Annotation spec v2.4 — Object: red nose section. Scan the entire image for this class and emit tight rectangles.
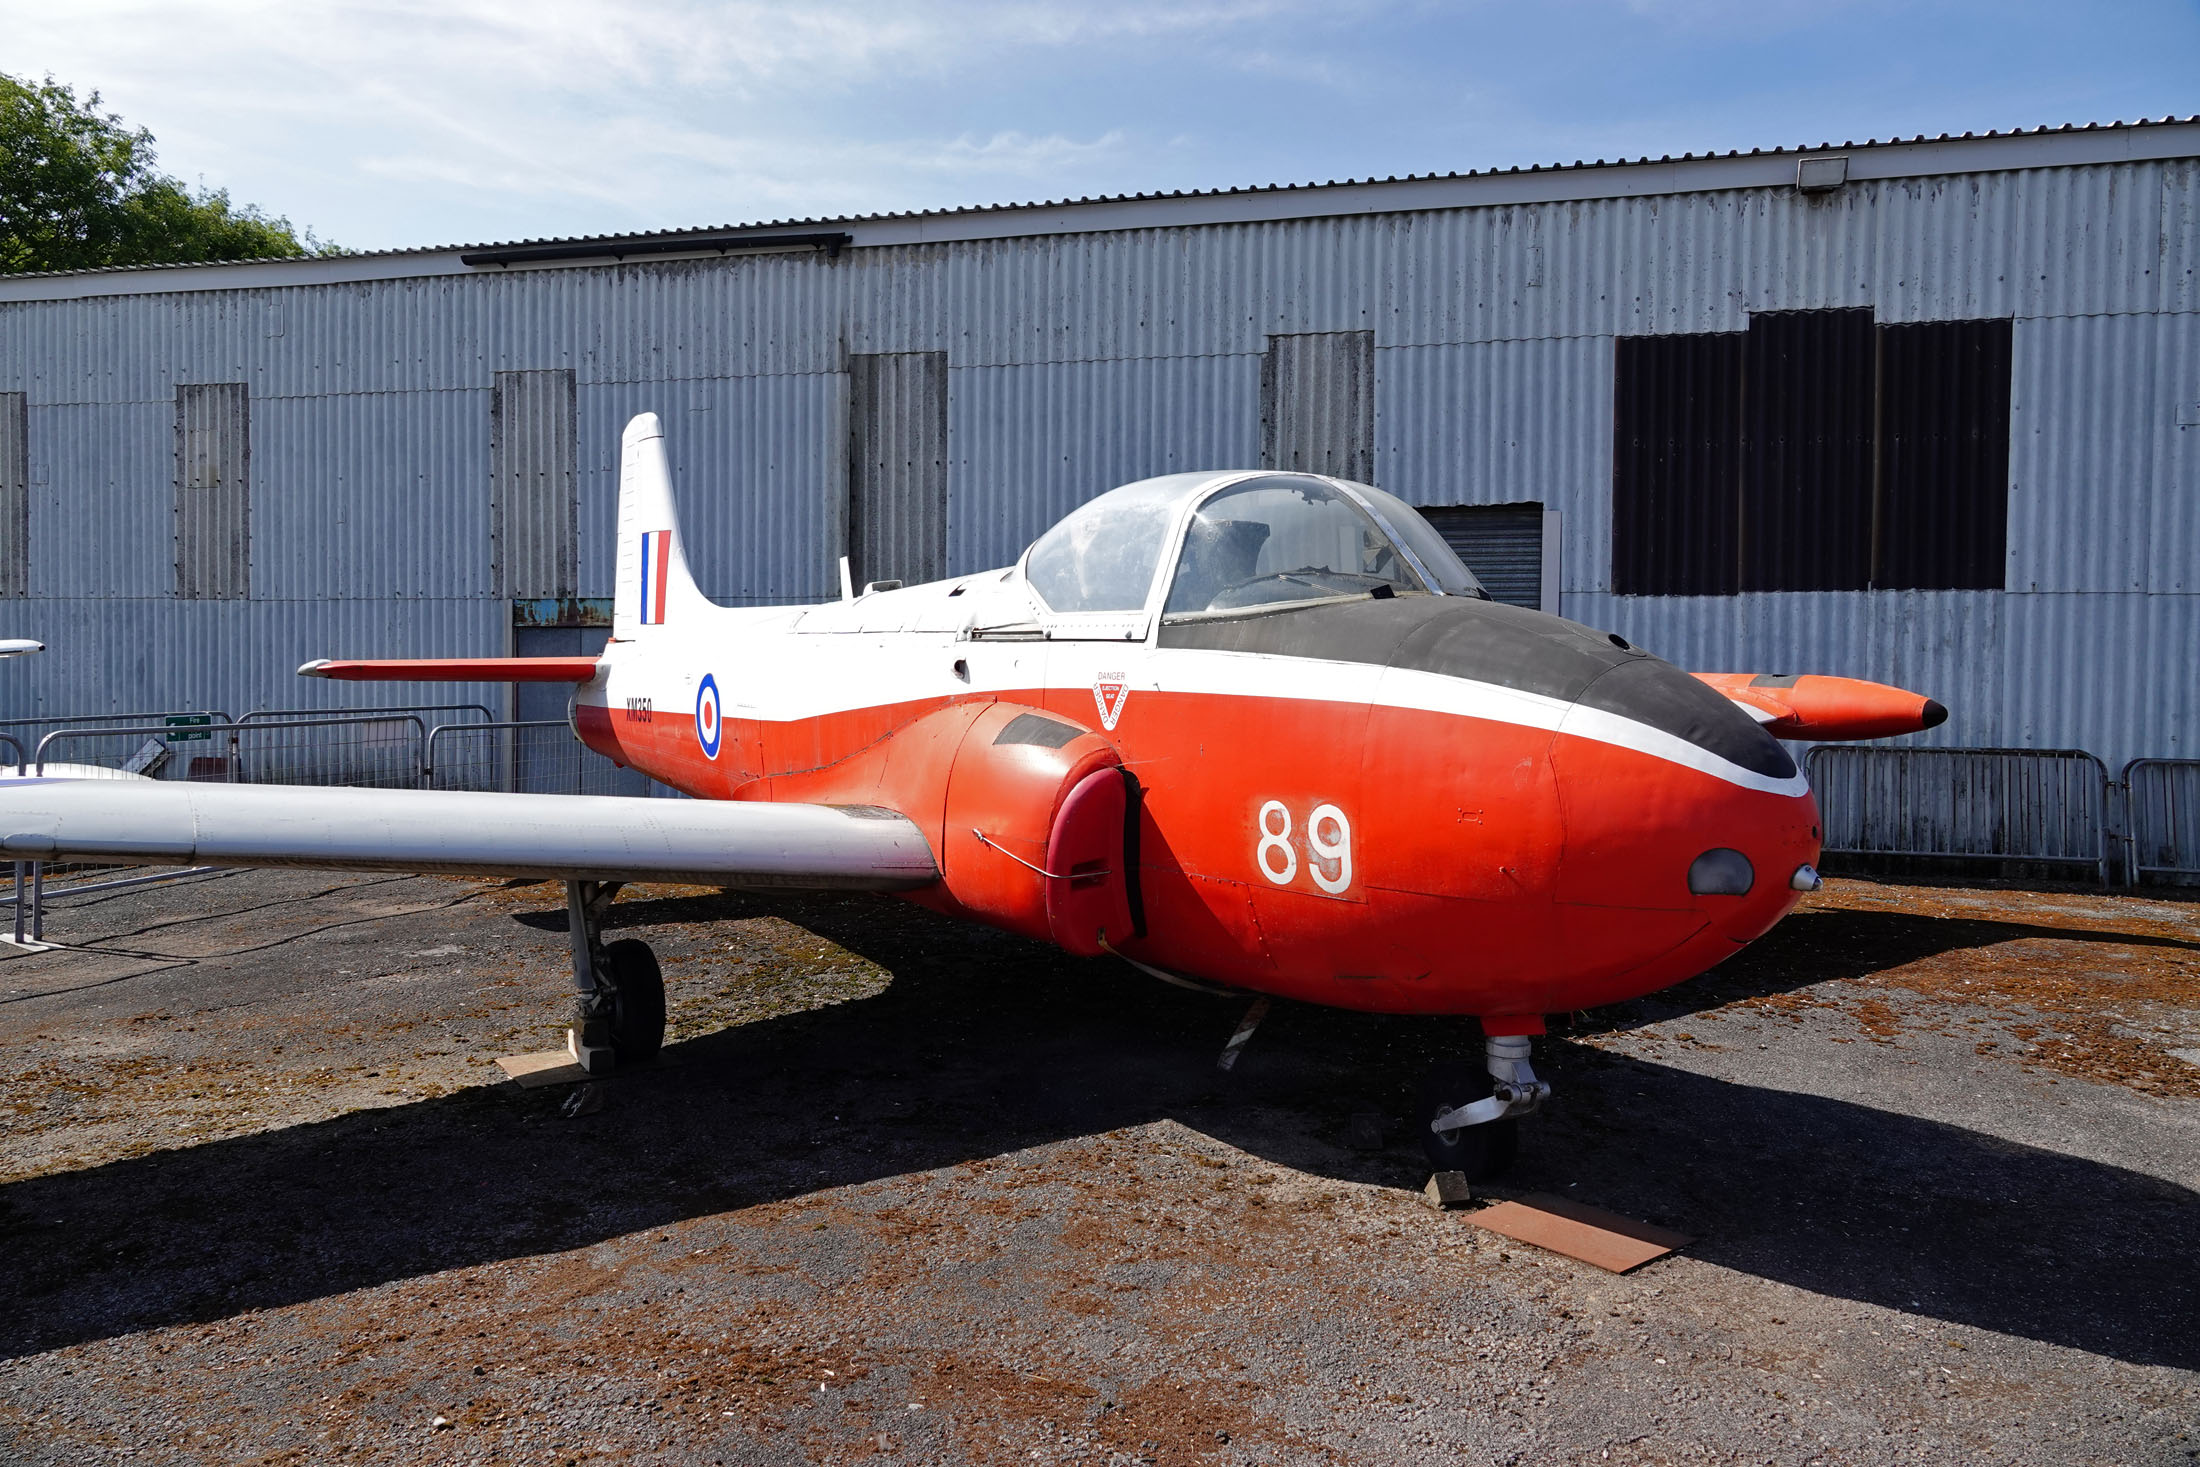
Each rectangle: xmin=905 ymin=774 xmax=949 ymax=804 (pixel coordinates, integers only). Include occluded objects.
xmin=1543 ymin=732 xmax=1821 ymax=1014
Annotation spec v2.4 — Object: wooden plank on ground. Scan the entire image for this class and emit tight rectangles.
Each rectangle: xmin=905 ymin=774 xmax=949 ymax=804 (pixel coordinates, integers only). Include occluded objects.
xmin=1468 ymin=1193 xmax=1692 ymax=1273
xmin=496 ymin=1051 xmax=590 ymax=1088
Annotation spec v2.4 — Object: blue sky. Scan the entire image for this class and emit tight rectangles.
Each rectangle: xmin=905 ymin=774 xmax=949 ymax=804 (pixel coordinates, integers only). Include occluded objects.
xmin=4 ymin=0 xmax=2196 ymax=253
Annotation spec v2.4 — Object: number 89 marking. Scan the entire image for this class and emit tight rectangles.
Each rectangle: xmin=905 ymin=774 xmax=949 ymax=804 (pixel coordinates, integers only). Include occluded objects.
xmin=1255 ymin=799 xmax=1354 ymax=895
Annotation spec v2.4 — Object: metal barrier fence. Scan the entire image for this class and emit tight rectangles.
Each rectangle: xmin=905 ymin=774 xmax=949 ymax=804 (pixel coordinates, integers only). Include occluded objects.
xmin=1803 ymin=745 xmax=2112 ymax=885
xmin=33 ymin=713 xmax=434 ymax=788
xmin=0 ymin=709 xmax=236 ymax=775
xmin=8 ymin=702 xmax=657 ymax=795
xmin=426 ymin=720 xmax=659 ymax=797
xmin=239 ymin=702 xmax=494 ymax=727
xmin=0 ymin=703 xmax=667 ymax=945
xmin=2123 ymin=758 xmax=2200 ymax=885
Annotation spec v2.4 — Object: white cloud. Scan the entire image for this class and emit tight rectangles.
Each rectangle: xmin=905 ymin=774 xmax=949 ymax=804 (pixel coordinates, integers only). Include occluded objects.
xmin=0 ymin=0 xmax=1314 ymax=244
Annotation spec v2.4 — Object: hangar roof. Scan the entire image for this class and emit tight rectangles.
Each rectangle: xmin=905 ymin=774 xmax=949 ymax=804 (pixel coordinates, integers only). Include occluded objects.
xmin=3 ymin=115 xmax=2197 ymax=302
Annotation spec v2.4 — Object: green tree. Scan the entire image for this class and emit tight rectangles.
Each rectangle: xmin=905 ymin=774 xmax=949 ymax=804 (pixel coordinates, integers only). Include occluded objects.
xmin=0 ymin=74 xmax=335 ymax=274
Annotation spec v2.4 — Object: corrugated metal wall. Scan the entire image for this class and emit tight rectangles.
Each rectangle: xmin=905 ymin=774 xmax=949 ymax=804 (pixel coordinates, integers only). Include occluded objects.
xmin=174 ymin=382 xmax=249 ymax=599
xmin=0 ymin=392 xmax=24 ymax=598
xmin=0 ymin=158 xmax=2187 ymax=782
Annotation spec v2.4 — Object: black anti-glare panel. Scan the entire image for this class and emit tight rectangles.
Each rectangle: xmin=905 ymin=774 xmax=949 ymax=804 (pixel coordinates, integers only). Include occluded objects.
xmin=1740 ymin=309 xmax=1875 ymax=592
xmin=1875 ymin=318 xmax=2013 ymax=590
xmin=1612 ymin=332 xmax=1743 ymax=596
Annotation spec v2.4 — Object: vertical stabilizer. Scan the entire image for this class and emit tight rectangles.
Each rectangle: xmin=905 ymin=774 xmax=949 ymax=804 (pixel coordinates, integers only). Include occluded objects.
xmin=612 ymin=413 xmax=706 ymax=639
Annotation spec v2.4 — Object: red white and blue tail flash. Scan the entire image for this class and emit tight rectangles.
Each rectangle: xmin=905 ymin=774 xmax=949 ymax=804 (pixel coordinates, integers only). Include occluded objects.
xmin=640 ymin=531 xmax=671 ymax=626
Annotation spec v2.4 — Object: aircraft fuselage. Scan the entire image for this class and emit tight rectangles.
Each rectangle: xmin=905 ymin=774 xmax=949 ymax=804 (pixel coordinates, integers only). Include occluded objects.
xmin=574 ymin=578 xmax=1820 ymax=1022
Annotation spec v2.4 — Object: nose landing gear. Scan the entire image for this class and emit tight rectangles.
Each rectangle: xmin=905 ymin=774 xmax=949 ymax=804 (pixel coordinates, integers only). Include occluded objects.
xmin=1422 ymin=1033 xmax=1551 ymax=1178
xmin=565 ymin=879 xmax=665 ymax=1075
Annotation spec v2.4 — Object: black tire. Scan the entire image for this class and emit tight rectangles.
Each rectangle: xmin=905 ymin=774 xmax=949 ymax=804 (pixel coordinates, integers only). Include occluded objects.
xmin=603 ymin=939 xmax=665 ymax=1065
xmin=1418 ymin=1060 xmax=1520 ymax=1180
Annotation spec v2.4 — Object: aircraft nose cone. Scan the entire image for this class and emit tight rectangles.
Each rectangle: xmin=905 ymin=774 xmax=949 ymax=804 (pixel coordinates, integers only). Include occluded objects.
xmin=1549 ymin=656 xmax=1822 ymax=990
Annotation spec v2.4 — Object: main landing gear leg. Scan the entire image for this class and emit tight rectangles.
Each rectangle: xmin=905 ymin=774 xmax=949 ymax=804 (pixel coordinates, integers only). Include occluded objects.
xmin=565 ymin=879 xmax=666 ymax=1076
xmin=1420 ymin=1033 xmax=1551 ymax=1179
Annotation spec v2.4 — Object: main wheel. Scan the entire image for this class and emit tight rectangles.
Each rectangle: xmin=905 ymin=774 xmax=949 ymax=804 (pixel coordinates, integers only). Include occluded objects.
xmin=602 ymin=939 xmax=665 ymax=1065
xmin=1418 ymin=1060 xmax=1519 ymax=1179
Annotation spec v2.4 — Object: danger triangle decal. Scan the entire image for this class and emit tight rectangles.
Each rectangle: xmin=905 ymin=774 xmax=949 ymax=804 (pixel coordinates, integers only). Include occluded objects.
xmin=1093 ymin=674 xmax=1129 ymax=731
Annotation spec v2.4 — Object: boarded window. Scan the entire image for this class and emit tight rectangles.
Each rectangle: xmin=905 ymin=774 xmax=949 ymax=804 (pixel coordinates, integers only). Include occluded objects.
xmin=1612 ymin=310 xmax=2010 ymax=595
xmin=491 ymin=369 xmax=578 ymax=598
xmin=1740 ymin=309 xmax=1876 ymax=592
xmin=1876 ymin=318 xmax=2013 ymax=590
xmin=1420 ymin=503 xmax=1545 ymax=609
xmin=1613 ymin=333 xmax=1743 ymax=596
xmin=1261 ymin=331 xmax=1375 ymax=483
xmin=0 ymin=393 xmax=24 ymax=597
xmin=847 ymin=351 xmax=948 ymax=588
xmin=175 ymin=383 xmax=249 ymax=599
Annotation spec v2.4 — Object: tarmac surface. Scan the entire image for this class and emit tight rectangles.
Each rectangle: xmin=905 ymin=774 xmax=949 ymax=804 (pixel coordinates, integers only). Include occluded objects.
xmin=0 ymin=867 xmax=2194 ymax=1465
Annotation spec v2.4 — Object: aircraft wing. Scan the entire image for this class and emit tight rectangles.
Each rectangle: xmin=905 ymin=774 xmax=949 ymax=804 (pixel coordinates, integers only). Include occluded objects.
xmin=0 ymin=781 xmax=938 ymax=891
xmin=1693 ymin=673 xmax=1946 ymax=741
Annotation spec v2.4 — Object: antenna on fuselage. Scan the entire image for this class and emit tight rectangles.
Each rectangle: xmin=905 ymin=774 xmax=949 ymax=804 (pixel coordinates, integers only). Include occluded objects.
xmin=838 ymin=556 xmax=855 ymax=603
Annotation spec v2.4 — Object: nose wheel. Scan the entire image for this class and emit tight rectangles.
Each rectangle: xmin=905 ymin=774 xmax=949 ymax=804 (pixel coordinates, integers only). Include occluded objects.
xmin=1421 ymin=1033 xmax=1549 ymax=1179
xmin=565 ymin=880 xmax=665 ymax=1074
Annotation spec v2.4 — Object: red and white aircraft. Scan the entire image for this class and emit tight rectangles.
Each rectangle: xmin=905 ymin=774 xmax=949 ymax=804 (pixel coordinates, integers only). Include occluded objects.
xmin=2 ymin=416 xmax=1942 ymax=1175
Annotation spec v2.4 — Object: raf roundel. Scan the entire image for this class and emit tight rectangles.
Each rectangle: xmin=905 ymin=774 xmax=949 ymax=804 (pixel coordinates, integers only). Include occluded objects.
xmin=694 ymin=673 xmax=723 ymax=759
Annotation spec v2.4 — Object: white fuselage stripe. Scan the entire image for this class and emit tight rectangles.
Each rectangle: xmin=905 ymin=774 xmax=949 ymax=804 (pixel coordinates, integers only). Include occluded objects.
xmin=597 ymin=619 xmax=1809 ymax=799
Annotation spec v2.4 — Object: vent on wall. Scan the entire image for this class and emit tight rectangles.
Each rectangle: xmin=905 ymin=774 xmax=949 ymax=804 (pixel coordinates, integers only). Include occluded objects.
xmin=1419 ymin=503 xmax=1546 ymax=610
xmin=175 ymin=383 xmax=249 ymax=600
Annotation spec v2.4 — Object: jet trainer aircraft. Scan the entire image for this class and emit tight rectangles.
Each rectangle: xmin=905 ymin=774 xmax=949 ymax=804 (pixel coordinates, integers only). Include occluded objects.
xmin=2 ymin=415 xmax=1943 ymax=1176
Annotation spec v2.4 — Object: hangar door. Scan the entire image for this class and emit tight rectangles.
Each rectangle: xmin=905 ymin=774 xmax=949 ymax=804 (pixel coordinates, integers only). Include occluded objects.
xmin=512 ymin=619 xmax=652 ymax=798
xmin=847 ymin=352 xmax=948 ymax=589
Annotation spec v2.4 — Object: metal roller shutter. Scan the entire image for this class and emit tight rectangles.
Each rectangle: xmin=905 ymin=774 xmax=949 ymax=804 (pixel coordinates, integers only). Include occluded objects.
xmin=1420 ymin=503 xmax=1544 ymax=609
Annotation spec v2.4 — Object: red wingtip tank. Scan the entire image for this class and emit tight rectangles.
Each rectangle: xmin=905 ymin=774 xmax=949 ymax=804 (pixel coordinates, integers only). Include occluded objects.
xmin=1693 ymin=673 xmax=1949 ymax=742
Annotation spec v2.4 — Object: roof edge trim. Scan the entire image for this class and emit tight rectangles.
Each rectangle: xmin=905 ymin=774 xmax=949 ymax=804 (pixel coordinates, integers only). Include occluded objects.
xmin=3 ymin=117 xmax=2194 ymax=303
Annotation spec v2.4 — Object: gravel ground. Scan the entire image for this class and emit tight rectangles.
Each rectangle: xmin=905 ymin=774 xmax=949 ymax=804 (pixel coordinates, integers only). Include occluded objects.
xmin=0 ymin=868 xmax=2193 ymax=1465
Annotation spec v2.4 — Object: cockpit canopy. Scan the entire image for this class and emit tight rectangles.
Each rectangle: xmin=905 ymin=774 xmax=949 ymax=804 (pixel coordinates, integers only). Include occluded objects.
xmin=1022 ymin=471 xmax=1483 ymax=620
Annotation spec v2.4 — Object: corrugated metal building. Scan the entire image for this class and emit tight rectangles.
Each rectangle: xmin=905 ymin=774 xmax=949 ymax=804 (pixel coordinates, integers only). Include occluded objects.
xmin=0 ymin=120 xmax=2194 ymax=795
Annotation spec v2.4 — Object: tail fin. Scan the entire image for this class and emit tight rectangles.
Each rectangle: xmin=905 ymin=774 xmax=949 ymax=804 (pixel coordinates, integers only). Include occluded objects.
xmin=613 ymin=413 xmax=708 ymax=640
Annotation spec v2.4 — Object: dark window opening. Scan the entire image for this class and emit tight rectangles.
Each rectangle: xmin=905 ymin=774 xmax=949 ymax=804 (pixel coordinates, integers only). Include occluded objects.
xmin=1612 ymin=310 xmax=2011 ymax=595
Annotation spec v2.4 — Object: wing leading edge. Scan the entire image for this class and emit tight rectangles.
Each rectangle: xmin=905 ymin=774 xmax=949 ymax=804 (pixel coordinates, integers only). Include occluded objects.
xmin=0 ymin=781 xmax=938 ymax=891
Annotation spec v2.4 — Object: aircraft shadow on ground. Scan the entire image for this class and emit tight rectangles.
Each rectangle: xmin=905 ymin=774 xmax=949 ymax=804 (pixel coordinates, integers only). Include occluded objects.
xmin=0 ymin=893 xmax=2192 ymax=1370
xmin=1583 ymin=903 xmax=2200 ymax=1032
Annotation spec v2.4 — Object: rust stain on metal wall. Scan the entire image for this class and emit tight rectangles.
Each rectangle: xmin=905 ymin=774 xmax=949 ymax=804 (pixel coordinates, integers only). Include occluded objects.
xmin=847 ymin=351 xmax=947 ymax=588
xmin=491 ymin=368 xmax=577 ymax=598
xmin=1261 ymin=330 xmax=1374 ymax=483
xmin=0 ymin=392 xmax=25 ymax=598
xmin=174 ymin=382 xmax=248 ymax=600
